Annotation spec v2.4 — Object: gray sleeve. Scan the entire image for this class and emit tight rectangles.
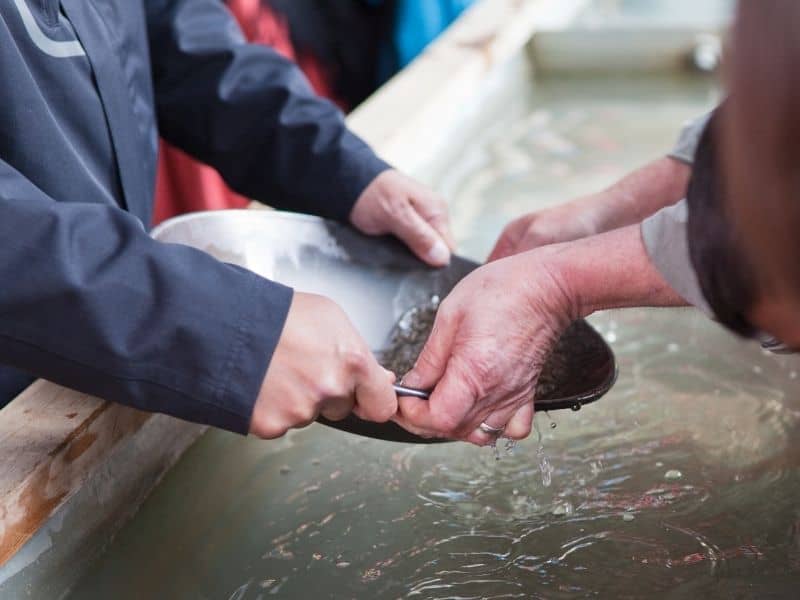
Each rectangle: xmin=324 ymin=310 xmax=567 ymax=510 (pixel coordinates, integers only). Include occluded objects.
xmin=641 ymin=199 xmax=713 ymax=315
xmin=668 ymin=112 xmax=712 ymax=165
xmin=642 ymin=201 xmax=796 ymax=353
xmin=641 ymin=111 xmax=713 ymax=310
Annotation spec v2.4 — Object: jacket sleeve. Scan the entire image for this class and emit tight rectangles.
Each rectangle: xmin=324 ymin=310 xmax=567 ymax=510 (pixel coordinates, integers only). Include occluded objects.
xmin=667 ymin=111 xmax=712 ymax=165
xmin=145 ymin=0 xmax=390 ymax=222
xmin=0 ymin=158 xmax=292 ymax=433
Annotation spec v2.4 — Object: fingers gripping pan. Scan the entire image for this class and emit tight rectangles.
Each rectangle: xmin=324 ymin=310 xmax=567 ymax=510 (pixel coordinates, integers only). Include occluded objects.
xmin=151 ymin=211 xmax=617 ymax=444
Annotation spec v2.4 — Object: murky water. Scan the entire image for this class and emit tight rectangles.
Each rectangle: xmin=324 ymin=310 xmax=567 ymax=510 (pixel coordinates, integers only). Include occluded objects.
xmin=69 ymin=62 xmax=800 ymax=600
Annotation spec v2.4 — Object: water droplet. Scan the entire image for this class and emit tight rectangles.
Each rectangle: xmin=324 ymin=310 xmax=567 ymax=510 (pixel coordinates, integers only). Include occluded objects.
xmin=667 ymin=343 xmax=680 ymax=353
xmin=606 ymin=332 xmax=618 ymax=343
xmin=491 ymin=440 xmax=501 ymax=461
xmin=622 ymin=513 xmax=635 ymax=522
xmin=552 ymin=501 xmax=572 ymax=516
xmin=504 ymin=437 xmax=517 ymax=456
xmin=550 ymin=421 xmax=557 ymax=429
xmin=571 ymin=403 xmax=582 ymax=412
xmin=664 ymin=469 xmax=683 ymax=481
xmin=534 ymin=417 xmax=554 ymax=487
xmin=753 ymin=365 xmax=763 ymax=375
xmin=790 ymin=371 xmax=798 ymax=380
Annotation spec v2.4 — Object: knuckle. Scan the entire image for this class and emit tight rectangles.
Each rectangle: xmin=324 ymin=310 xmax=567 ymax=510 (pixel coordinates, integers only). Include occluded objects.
xmin=250 ymin=417 xmax=287 ymax=440
xmin=315 ymin=375 xmax=344 ymax=400
xmin=286 ymin=399 xmax=319 ymax=426
xmin=384 ymin=194 xmax=411 ymax=219
xmin=343 ymin=346 xmax=371 ymax=376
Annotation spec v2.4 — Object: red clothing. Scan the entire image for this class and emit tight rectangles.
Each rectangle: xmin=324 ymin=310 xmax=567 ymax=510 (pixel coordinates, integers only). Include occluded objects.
xmin=153 ymin=0 xmax=341 ymax=224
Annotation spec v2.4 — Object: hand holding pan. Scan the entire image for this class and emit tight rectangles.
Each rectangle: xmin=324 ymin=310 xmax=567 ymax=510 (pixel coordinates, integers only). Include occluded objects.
xmin=318 ymin=256 xmax=617 ymax=444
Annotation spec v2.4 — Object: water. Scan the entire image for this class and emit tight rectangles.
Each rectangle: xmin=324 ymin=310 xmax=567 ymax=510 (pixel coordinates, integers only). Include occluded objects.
xmin=575 ymin=0 xmax=735 ymax=28
xmin=68 ymin=71 xmax=800 ymax=600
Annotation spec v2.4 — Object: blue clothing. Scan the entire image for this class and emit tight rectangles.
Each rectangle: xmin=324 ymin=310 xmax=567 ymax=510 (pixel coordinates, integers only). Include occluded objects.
xmin=0 ymin=0 xmax=389 ymax=433
xmin=392 ymin=0 xmax=475 ymax=69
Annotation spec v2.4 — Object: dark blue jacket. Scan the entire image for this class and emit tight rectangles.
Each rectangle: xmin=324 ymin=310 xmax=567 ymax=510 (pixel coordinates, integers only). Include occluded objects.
xmin=0 ymin=0 xmax=389 ymax=433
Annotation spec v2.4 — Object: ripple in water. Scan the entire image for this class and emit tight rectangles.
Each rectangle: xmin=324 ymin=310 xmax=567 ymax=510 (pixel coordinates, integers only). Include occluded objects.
xmin=66 ymin=78 xmax=800 ymax=600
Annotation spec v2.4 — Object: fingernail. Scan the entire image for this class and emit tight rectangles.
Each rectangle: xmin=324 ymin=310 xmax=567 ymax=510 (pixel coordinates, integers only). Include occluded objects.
xmin=427 ymin=240 xmax=451 ymax=266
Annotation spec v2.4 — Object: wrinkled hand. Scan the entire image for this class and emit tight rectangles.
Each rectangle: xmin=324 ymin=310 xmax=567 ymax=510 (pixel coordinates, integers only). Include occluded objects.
xmin=250 ymin=292 xmax=397 ymax=439
xmin=488 ymin=201 xmax=601 ymax=262
xmin=393 ymin=251 xmax=576 ymax=445
xmin=351 ymin=169 xmax=455 ymax=267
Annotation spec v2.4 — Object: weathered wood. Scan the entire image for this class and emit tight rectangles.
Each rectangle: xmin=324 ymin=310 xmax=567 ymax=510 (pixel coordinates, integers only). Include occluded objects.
xmin=0 ymin=383 xmax=150 ymax=564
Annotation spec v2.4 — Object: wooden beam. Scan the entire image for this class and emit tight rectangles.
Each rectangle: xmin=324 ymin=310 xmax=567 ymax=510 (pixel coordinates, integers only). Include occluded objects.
xmin=0 ymin=382 xmax=151 ymax=564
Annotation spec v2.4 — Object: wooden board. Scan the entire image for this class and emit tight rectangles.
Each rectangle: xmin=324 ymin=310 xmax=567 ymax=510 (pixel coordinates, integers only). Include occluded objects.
xmin=0 ymin=383 xmax=150 ymax=564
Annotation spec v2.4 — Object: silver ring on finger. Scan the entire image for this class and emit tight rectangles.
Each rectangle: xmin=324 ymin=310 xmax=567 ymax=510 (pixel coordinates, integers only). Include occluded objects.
xmin=478 ymin=421 xmax=505 ymax=436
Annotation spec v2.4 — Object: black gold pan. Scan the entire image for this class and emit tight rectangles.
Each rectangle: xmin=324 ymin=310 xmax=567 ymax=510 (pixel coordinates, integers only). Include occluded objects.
xmin=150 ymin=211 xmax=617 ymax=446
xmin=317 ymin=255 xmax=617 ymax=444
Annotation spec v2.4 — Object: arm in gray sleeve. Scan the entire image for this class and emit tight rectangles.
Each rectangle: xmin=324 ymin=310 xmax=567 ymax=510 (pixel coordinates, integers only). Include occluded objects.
xmin=668 ymin=112 xmax=713 ymax=165
xmin=640 ymin=110 xmax=715 ymax=312
xmin=643 ymin=201 xmax=796 ymax=353
xmin=641 ymin=199 xmax=712 ymax=315
xmin=644 ymin=109 xmax=795 ymax=353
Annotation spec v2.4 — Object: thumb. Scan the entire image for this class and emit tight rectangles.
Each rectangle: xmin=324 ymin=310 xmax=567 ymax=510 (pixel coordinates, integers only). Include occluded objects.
xmin=391 ymin=202 xmax=452 ymax=267
xmin=353 ymin=360 xmax=397 ymax=423
xmin=487 ymin=236 xmax=514 ymax=262
xmin=401 ymin=308 xmax=459 ymax=391
xmin=488 ymin=223 xmax=523 ymax=262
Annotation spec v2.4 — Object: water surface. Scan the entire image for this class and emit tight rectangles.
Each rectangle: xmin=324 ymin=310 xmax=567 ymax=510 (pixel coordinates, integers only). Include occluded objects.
xmin=68 ymin=71 xmax=800 ymax=600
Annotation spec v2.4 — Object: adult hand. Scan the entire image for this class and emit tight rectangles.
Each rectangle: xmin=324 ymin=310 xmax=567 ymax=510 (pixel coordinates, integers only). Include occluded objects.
xmin=394 ymin=226 xmax=686 ymax=445
xmin=392 ymin=250 xmax=577 ymax=445
xmin=250 ymin=292 xmax=397 ymax=439
xmin=488 ymin=157 xmax=694 ymax=262
xmin=488 ymin=202 xmax=602 ymax=261
xmin=350 ymin=169 xmax=455 ymax=267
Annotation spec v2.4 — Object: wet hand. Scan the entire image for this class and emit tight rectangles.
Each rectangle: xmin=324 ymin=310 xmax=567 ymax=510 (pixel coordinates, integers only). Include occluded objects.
xmin=249 ymin=292 xmax=397 ymax=439
xmin=392 ymin=252 xmax=576 ymax=445
xmin=350 ymin=169 xmax=455 ymax=267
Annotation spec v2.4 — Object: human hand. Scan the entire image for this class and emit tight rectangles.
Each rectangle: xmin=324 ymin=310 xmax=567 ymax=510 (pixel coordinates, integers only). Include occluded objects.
xmin=488 ymin=156 xmax=694 ymax=262
xmin=488 ymin=201 xmax=602 ymax=262
xmin=249 ymin=292 xmax=397 ymax=439
xmin=392 ymin=251 xmax=576 ymax=445
xmin=350 ymin=169 xmax=455 ymax=267
xmin=394 ymin=225 xmax=687 ymax=445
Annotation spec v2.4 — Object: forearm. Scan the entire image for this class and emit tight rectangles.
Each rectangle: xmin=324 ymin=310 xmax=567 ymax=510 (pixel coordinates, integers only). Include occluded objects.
xmin=567 ymin=157 xmax=692 ymax=235
xmin=147 ymin=0 xmax=389 ymax=221
xmin=534 ymin=224 xmax=689 ymax=319
xmin=0 ymin=157 xmax=291 ymax=432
